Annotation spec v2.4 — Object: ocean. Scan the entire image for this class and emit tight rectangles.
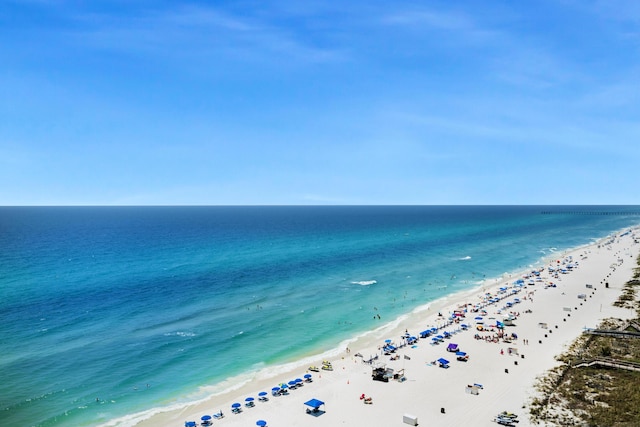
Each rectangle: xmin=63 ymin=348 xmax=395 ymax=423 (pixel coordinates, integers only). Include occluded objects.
xmin=1 ymin=205 xmax=639 ymax=427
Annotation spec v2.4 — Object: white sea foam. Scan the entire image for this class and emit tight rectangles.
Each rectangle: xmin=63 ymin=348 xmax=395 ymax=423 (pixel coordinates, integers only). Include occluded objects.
xmin=458 ymin=255 xmax=472 ymax=260
xmin=351 ymin=280 xmax=377 ymax=286
xmin=163 ymin=331 xmax=196 ymax=338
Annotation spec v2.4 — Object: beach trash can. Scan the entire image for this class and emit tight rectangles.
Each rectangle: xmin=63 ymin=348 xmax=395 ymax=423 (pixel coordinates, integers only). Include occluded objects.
xmin=403 ymin=413 xmax=418 ymax=425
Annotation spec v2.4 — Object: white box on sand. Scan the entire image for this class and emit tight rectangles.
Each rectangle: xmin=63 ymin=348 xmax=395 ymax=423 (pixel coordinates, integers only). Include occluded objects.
xmin=403 ymin=413 xmax=418 ymax=425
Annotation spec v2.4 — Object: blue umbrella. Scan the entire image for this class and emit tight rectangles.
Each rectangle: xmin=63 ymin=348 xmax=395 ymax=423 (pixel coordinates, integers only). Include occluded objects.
xmin=295 ymin=378 xmax=303 ymax=383
xmin=246 ymin=397 xmax=254 ymax=401
xmin=288 ymin=380 xmax=296 ymax=386
xmin=185 ymin=422 xmax=196 ymax=427
xmin=257 ymin=421 xmax=267 ymax=427
xmin=201 ymin=415 xmax=212 ymax=421
xmin=304 ymin=374 xmax=312 ymax=379
xmin=232 ymin=403 xmax=241 ymax=408
xmin=272 ymin=387 xmax=280 ymax=391
xmin=258 ymin=391 xmax=268 ymax=396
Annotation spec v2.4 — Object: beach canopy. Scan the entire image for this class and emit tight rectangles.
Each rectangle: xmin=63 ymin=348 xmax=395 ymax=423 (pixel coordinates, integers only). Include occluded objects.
xmin=304 ymin=398 xmax=325 ymax=409
xmin=437 ymin=358 xmax=450 ymax=365
xmin=447 ymin=343 xmax=458 ymax=351
xmin=455 ymin=351 xmax=467 ymax=356
xmin=256 ymin=420 xmax=267 ymax=426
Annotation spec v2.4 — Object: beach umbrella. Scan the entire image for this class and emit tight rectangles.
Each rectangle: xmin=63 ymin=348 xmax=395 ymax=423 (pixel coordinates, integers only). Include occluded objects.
xmin=295 ymin=378 xmax=303 ymax=383
xmin=384 ymin=339 xmax=392 ymax=343
xmin=258 ymin=391 xmax=268 ymax=397
xmin=201 ymin=415 xmax=211 ymax=421
xmin=185 ymin=422 xmax=196 ymax=427
xmin=304 ymin=373 xmax=312 ymax=379
xmin=246 ymin=397 xmax=254 ymax=401
xmin=232 ymin=403 xmax=241 ymax=408
xmin=257 ymin=421 xmax=267 ymax=427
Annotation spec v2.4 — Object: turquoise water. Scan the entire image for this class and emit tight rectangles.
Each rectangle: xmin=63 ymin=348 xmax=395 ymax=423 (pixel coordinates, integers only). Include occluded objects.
xmin=1 ymin=206 xmax=639 ymax=426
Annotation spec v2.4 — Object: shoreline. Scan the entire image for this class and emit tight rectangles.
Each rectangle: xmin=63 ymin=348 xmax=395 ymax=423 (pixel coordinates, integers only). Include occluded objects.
xmin=107 ymin=227 xmax=640 ymax=427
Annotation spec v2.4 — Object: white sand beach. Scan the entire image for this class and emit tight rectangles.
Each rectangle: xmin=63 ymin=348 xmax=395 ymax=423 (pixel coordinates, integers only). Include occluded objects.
xmin=133 ymin=228 xmax=639 ymax=427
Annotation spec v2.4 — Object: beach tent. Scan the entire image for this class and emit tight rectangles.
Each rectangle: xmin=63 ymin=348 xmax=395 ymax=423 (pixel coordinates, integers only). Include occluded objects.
xmin=437 ymin=358 xmax=450 ymax=368
xmin=305 ymin=398 xmax=325 ymax=415
xmin=305 ymin=398 xmax=325 ymax=409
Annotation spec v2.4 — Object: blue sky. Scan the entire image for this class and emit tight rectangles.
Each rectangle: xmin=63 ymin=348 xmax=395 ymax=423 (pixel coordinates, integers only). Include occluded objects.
xmin=1 ymin=0 xmax=639 ymax=205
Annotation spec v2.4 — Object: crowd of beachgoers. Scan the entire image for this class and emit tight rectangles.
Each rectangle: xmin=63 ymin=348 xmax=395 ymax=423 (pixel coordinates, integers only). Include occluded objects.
xmin=134 ymin=229 xmax=639 ymax=427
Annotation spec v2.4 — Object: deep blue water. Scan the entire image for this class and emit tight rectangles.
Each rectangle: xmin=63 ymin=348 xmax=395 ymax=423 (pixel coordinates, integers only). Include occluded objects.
xmin=1 ymin=206 xmax=639 ymax=426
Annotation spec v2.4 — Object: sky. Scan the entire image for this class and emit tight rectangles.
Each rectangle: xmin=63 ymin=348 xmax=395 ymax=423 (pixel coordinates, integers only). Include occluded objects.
xmin=1 ymin=0 xmax=639 ymax=205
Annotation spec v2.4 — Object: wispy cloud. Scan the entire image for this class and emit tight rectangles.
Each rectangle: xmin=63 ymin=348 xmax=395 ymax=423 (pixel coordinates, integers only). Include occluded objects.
xmin=65 ymin=3 xmax=346 ymax=65
xmin=383 ymin=8 xmax=494 ymax=38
